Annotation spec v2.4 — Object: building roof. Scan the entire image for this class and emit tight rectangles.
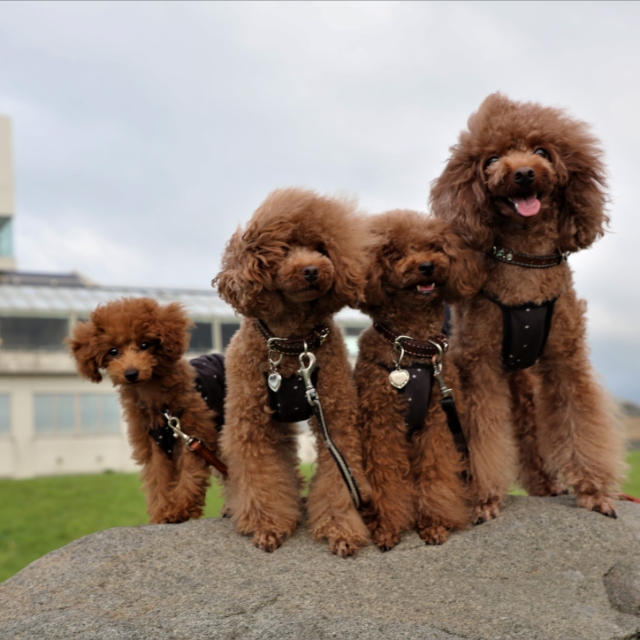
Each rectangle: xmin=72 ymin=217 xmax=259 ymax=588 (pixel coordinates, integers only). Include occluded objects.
xmin=0 ymin=270 xmax=234 ymax=317
xmin=0 ymin=270 xmax=367 ymax=323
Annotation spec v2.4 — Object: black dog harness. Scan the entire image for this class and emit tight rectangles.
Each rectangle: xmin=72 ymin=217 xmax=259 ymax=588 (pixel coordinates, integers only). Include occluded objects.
xmin=486 ymin=244 xmax=565 ymax=371
xmin=266 ymin=368 xmax=320 ymax=423
xmin=484 ymin=294 xmax=556 ymax=371
xmin=380 ymin=362 xmax=433 ymax=440
xmin=257 ymin=319 xmax=365 ymax=511
xmin=149 ymin=353 xmax=226 ymax=458
xmin=374 ymin=323 xmax=470 ymax=468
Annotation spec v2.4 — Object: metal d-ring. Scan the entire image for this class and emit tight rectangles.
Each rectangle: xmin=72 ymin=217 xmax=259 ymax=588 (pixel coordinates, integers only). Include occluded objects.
xmin=392 ymin=335 xmax=412 ymax=368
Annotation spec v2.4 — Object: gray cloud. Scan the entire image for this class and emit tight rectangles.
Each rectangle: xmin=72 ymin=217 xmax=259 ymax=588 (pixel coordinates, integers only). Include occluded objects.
xmin=1 ymin=1 xmax=639 ymax=400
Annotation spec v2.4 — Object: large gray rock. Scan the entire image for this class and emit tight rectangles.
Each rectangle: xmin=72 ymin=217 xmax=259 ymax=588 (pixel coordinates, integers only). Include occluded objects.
xmin=1 ymin=495 xmax=639 ymax=640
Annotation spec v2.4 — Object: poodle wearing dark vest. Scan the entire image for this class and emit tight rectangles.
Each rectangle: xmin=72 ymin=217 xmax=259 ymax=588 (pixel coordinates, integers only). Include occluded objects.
xmin=214 ymin=188 xmax=371 ymax=556
xmin=355 ymin=211 xmax=483 ymax=550
xmin=68 ymin=297 xmax=226 ymax=523
xmin=430 ymin=93 xmax=626 ymax=522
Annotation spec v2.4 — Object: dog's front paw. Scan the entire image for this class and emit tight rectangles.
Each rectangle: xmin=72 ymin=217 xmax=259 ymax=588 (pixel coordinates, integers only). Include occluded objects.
xmin=473 ymin=497 xmax=502 ymax=524
xmin=576 ymin=493 xmax=617 ymax=519
xmin=371 ymin=527 xmax=401 ymax=552
xmin=252 ymin=530 xmax=286 ymax=552
xmin=328 ymin=536 xmax=359 ymax=558
xmin=417 ymin=523 xmax=451 ymax=545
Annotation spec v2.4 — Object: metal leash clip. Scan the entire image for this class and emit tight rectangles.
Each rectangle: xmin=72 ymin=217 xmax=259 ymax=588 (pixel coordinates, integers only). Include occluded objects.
xmin=298 ymin=343 xmax=318 ymax=406
xmin=163 ymin=411 xmax=198 ymax=450
xmin=428 ymin=340 xmax=454 ymax=400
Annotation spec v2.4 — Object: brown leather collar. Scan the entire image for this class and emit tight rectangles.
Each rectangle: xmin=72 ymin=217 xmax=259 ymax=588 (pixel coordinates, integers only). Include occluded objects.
xmin=256 ymin=319 xmax=330 ymax=355
xmin=488 ymin=245 xmax=568 ymax=269
xmin=373 ymin=322 xmax=448 ymax=359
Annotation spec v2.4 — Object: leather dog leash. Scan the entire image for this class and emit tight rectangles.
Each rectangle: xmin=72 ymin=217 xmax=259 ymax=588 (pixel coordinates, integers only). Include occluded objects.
xmin=163 ymin=411 xmax=228 ymax=478
xmin=257 ymin=320 xmax=365 ymax=511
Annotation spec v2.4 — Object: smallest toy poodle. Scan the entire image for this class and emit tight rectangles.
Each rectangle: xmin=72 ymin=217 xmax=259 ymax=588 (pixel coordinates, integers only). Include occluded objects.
xmin=68 ymin=297 xmax=226 ymax=524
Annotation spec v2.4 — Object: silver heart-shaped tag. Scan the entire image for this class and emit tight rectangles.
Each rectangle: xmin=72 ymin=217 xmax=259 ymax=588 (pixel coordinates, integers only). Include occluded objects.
xmin=389 ymin=368 xmax=410 ymax=390
xmin=268 ymin=372 xmax=282 ymax=392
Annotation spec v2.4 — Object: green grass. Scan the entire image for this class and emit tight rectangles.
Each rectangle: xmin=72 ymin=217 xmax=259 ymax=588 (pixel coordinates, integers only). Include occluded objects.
xmin=0 ymin=455 xmax=637 ymax=584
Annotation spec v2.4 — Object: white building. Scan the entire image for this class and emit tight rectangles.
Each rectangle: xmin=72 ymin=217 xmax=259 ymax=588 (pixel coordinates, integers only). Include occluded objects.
xmin=0 ymin=116 xmax=366 ymax=478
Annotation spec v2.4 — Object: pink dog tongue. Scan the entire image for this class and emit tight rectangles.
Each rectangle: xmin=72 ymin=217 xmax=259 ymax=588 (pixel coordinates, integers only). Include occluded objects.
xmin=513 ymin=196 xmax=541 ymax=217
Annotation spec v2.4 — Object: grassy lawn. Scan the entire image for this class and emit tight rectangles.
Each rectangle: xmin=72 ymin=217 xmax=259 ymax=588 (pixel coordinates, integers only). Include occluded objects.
xmin=1 ymin=454 xmax=638 ymax=584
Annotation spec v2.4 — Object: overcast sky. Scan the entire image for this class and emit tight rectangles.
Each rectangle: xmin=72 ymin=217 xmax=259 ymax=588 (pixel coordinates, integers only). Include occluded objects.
xmin=0 ymin=1 xmax=638 ymax=402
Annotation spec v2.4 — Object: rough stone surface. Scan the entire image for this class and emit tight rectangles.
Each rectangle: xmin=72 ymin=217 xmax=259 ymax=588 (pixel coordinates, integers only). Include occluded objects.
xmin=1 ymin=495 xmax=639 ymax=640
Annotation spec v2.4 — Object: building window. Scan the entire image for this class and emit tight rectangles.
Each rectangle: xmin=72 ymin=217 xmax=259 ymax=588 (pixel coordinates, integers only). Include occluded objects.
xmin=33 ymin=393 xmax=121 ymax=436
xmin=0 ymin=217 xmax=12 ymax=258
xmin=0 ymin=393 xmax=9 ymax=435
xmin=189 ymin=321 xmax=213 ymax=352
xmin=0 ymin=316 xmax=68 ymax=350
xmin=221 ymin=321 xmax=240 ymax=350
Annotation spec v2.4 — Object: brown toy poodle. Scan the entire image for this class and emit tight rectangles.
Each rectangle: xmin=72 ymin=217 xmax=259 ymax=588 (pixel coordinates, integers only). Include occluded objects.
xmin=68 ymin=297 xmax=226 ymax=524
xmin=430 ymin=92 xmax=625 ymax=521
xmin=214 ymin=187 xmax=371 ymax=557
xmin=355 ymin=211 xmax=482 ymax=550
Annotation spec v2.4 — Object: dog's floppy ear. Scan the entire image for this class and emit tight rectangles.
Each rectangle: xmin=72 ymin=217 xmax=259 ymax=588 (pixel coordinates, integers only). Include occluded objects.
xmin=430 ymin=147 xmax=494 ymax=251
xmin=213 ymin=228 xmax=269 ymax=317
xmin=155 ymin=302 xmax=192 ymax=361
xmin=67 ymin=320 xmax=103 ymax=383
xmin=554 ymin=129 xmax=609 ymax=252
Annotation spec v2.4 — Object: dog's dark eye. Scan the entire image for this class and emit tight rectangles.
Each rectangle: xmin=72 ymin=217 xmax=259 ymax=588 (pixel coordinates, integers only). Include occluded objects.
xmin=139 ymin=342 xmax=150 ymax=351
xmin=484 ymin=155 xmax=499 ymax=168
xmin=534 ymin=148 xmax=549 ymax=160
xmin=108 ymin=347 xmax=119 ymax=357
xmin=317 ymin=244 xmax=329 ymax=256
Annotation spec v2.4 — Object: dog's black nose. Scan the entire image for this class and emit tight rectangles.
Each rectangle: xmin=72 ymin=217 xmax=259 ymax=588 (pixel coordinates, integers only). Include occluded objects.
xmin=303 ymin=266 xmax=318 ymax=283
xmin=124 ymin=369 xmax=139 ymax=382
xmin=418 ymin=262 xmax=434 ymax=276
xmin=513 ymin=166 xmax=535 ymax=186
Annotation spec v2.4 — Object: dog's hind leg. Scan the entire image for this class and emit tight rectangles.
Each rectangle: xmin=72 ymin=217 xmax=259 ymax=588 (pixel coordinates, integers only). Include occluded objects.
xmin=534 ymin=295 xmax=625 ymax=517
xmin=412 ymin=406 xmax=471 ymax=545
xmin=510 ymin=370 xmax=568 ymax=496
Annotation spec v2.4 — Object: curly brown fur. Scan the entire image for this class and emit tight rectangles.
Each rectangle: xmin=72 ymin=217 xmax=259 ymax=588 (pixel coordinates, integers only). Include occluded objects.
xmin=430 ymin=93 xmax=626 ymax=521
xmin=68 ymin=298 xmax=224 ymax=523
xmin=213 ymin=188 xmax=371 ymax=556
xmin=355 ymin=211 xmax=483 ymax=550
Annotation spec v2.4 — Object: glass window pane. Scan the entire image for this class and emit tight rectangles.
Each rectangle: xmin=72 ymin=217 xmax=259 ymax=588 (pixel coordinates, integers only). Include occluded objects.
xmin=0 ymin=394 xmax=9 ymax=434
xmin=0 ymin=317 xmax=69 ymax=350
xmin=102 ymin=395 xmax=122 ymax=433
xmin=34 ymin=393 xmax=75 ymax=434
xmin=221 ymin=322 xmax=240 ymax=350
xmin=34 ymin=394 xmax=54 ymax=433
xmin=57 ymin=395 xmax=75 ymax=433
xmin=80 ymin=395 xmax=100 ymax=432
xmin=189 ymin=322 xmax=213 ymax=352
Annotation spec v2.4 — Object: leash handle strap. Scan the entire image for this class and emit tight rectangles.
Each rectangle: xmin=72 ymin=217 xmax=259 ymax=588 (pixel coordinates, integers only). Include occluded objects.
xmin=439 ymin=395 xmax=470 ymax=463
xmin=298 ymin=352 xmax=363 ymax=511
xmin=310 ymin=398 xmax=363 ymax=511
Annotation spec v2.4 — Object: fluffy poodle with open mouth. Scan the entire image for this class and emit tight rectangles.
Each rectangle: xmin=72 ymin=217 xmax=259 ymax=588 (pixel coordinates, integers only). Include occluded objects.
xmin=430 ymin=92 xmax=625 ymax=521
xmin=354 ymin=211 xmax=482 ymax=550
